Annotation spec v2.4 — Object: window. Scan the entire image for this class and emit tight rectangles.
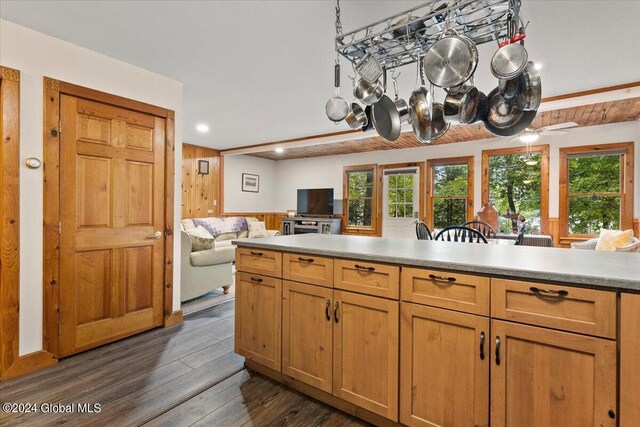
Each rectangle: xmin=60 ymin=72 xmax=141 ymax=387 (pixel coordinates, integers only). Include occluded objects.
xmin=343 ymin=164 xmax=378 ymax=232
xmin=560 ymin=142 xmax=634 ymax=237
xmin=482 ymin=146 xmax=549 ymax=235
xmin=387 ymin=173 xmax=414 ymax=219
xmin=426 ymin=157 xmax=474 ymax=230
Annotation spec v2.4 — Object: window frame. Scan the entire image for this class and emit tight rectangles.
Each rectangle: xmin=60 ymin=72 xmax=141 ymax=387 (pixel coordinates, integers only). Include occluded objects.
xmin=481 ymin=145 xmax=550 ymax=235
xmin=426 ymin=156 xmax=474 ymax=230
xmin=559 ymin=142 xmax=634 ymax=242
xmin=343 ymin=164 xmax=379 ymax=235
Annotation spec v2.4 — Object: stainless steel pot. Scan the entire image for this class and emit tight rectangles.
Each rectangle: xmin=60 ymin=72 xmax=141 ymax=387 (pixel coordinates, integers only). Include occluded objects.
xmin=483 ymin=86 xmax=536 ymax=136
xmin=423 ymin=29 xmax=478 ymax=88
xmin=443 ymin=85 xmax=480 ymax=124
xmin=490 ymin=14 xmax=528 ymax=79
xmin=345 ymin=102 xmax=368 ymax=129
xmin=354 ymin=78 xmax=384 ymax=105
xmin=431 ymin=102 xmax=450 ymax=140
xmin=409 ymin=58 xmax=433 ymax=143
xmin=519 ymin=61 xmax=542 ymax=111
xmin=471 ymin=90 xmax=489 ymax=123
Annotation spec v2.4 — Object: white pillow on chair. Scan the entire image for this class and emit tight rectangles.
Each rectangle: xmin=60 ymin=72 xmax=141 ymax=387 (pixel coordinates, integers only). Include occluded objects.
xmin=248 ymin=221 xmax=268 ymax=238
xmin=186 ymin=225 xmax=215 ymax=252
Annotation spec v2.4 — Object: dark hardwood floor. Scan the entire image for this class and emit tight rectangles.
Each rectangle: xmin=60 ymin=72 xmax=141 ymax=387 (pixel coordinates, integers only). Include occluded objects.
xmin=0 ymin=301 xmax=368 ymax=427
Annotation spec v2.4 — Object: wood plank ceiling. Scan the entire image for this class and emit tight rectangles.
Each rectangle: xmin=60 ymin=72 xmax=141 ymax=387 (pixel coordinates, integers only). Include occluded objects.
xmin=247 ymin=97 xmax=640 ymax=161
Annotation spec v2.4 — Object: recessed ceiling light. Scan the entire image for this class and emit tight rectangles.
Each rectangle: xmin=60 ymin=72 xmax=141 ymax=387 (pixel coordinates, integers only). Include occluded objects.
xmin=275 ymin=147 xmax=284 ymax=154
xmin=534 ymin=63 xmax=542 ymax=71
xmin=196 ymin=123 xmax=209 ymax=133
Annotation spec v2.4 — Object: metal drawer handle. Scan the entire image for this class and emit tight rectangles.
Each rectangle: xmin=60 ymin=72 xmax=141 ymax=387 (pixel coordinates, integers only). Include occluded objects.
xmin=298 ymin=257 xmax=315 ymax=263
xmin=529 ymin=286 xmax=568 ymax=297
xmin=495 ymin=336 xmax=501 ymax=366
xmin=354 ymin=264 xmax=375 ymax=272
xmin=250 ymin=277 xmax=263 ymax=283
xmin=480 ymin=331 xmax=485 ymax=360
xmin=334 ymin=302 xmax=340 ymax=323
xmin=250 ymin=251 xmax=264 ymax=257
xmin=325 ymin=300 xmax=331 ymax=321
xmin=429 ymin=274 xmax=456 ymax=283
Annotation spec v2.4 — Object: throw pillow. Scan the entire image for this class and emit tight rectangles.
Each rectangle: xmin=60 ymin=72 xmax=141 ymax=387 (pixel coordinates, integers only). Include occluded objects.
xmin=595 ymin=228 xmax=634 ymax=251
xmin=186 ymin=225 xmax=215 ymax=252
xmin=615 ymin=240 xmax=640 ymax=253
xmin=248 ymin=221 xmax=268 ymax=238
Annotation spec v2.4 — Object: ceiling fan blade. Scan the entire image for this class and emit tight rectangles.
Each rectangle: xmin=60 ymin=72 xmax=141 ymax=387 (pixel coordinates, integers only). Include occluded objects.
xmin=540 ymin=122 xmax=578 ymax=132
xmin=509 ymin=136 xmax=521 ymax=142
xmin=540 ymin=130 xmax=568 ymax=136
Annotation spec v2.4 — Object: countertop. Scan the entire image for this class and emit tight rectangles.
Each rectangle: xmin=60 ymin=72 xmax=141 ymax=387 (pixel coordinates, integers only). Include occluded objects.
xmin=234 ymin=234 xmax=640 ymax=292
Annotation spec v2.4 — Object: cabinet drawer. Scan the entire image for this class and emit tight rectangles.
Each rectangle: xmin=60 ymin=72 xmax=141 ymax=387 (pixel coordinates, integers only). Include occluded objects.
xmin=491 ymin=279 xmax=616 ymax=339
xmin=334 ymin=259 xmax=399 ymax=299
xmin=236 ymin=247 xmax=282 ymax=278
xmin=283 ymin=252 xmax=334 ymax=287
xmin=401 ymin=267 xmax=490 ymax=315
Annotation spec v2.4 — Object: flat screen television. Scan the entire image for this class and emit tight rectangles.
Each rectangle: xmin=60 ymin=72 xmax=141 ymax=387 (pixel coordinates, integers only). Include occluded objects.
xmin=297 ymin=188 xmax=334 ymax=216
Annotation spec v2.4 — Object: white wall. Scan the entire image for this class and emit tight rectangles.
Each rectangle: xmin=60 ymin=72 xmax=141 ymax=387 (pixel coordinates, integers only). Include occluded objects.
xmin=0 ymin=20 xmax=184 ymax=355
xmin=223 ymin=154 xmax=278 ymax=212
xmin=275 ymin=122 xmax=640 ymax=218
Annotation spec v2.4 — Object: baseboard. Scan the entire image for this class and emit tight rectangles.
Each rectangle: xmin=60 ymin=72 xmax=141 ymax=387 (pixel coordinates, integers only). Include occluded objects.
xmin=244 ymin=360 xmax=400 ymax=427
xmin=164 ymin=310 xmax=183 ymax=328
xmin=1 ymin=350 xmax=57 ymax=380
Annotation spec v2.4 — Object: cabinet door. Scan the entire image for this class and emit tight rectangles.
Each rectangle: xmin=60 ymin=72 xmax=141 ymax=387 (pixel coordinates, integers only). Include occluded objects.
xmin=234 ymin=272 xmax=281 ymax=371
xmin=400 ymin=303 xmax=489 ymax=427
xmin=491 ymin=320 xmax=617 ymax=427
xmin=282 ymin=281 xmax=333 ymax=393
xmin=621 ymin=293 xmax=640 ymax=427
xmin=333 ymin=290 xmax=399 ymax=421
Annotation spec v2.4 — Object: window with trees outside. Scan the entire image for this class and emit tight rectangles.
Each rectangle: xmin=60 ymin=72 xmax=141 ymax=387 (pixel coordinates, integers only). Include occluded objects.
xmin=387 ymin=173 xmax=414 ymax=219
xmin=426 ymin=157 xmax=474 ymax=230
xmin=483 ymin=146 xmax=549 ymax=235
xmin=560 ymin=142 xmax=634 ymax=237
xmin=343 ymin=164 xmax=377 ymax=231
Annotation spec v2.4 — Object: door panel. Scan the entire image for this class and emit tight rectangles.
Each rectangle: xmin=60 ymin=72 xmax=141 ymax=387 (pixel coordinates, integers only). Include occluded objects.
xmin=333 ymin=290 xmax=399 ymax=421
xmin=59 ymin=95 xmax=165 ymax=357
xmin=490 ymin=320 xmax=616 ymax=427
xmin=282 ymin=281 xmax=333 ymax=392
xmin=400 ymin=303 xmax=489 ymax=427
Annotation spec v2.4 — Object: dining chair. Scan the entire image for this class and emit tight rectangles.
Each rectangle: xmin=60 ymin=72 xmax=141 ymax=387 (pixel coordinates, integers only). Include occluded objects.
xmin=435 ymin=226 xmax=488 ymax=243
xmin=463 ymin=220 xmax=497 ymax=238
xmin=514 ymin=227 xmax=526 ymax=245
xmin=415 ymin=221 xmax=433 ymax=240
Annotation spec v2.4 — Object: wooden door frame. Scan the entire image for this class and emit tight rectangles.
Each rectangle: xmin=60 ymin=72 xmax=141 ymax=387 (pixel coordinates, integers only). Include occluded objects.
xmin=425 ymin=156 xmax=475 ymax=230
xmin=377 ymin=162 xmax=426 ymax=234
xmin=42 ymin=77 xmax=178 ymax=358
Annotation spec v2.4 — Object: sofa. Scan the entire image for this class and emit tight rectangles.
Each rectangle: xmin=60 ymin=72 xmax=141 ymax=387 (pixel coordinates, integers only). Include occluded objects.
xmin=571 ymin=237 xmax=640 ymax=252
xmin=180 ymin=217 xmax=280 ymax=302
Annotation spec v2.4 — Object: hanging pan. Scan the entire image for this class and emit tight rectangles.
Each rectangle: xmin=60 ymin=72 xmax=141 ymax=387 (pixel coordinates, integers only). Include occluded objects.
xmin=344 ymin=77 xmax=369 ymax=129
xmin=443 ymin=84 xmax=480 ymax=124
xmin=491 ymin=13 xmax=528 ymax=80
xmin=372 ymin=70 xmax=411 ymax=142
xmin=409 ymin=57 xmax=433 ymax=143
xmin=483 ymin=86 xmax=536 ymax=136
xmin=423 ymin=28 xmax=478 ymax=89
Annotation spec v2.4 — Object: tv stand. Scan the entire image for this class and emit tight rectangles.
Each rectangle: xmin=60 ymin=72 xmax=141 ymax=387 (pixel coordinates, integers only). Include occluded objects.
xmin=282 ymin=216 xmax=341 ymax=236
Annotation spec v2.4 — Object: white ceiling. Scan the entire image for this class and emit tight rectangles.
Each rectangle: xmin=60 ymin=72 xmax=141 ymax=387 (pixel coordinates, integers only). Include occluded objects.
xmin=1 ymin=1 xmax=639 ymax=149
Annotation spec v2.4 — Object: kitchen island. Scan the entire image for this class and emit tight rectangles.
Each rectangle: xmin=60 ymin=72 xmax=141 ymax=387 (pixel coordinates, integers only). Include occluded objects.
xmin=233 ymin=234 xmax=640 ymax=427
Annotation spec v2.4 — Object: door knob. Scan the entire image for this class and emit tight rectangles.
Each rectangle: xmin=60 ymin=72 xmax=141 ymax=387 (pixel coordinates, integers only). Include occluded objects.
xmin=147 ymin=231 xmax=163 ymax=240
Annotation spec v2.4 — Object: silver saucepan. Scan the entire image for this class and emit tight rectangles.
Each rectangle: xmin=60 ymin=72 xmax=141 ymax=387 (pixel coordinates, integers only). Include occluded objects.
xmin=443 ymin=84 xmax=480 ymax=124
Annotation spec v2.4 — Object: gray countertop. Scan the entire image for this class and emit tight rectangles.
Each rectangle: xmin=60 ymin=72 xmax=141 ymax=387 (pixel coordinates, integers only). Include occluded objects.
xmin=234 ymin=234 xmax=640 ymax=292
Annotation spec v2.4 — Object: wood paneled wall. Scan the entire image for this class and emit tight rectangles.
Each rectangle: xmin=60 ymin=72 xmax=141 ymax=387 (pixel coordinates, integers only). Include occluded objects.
xmin=221 ymin=212 xmax=286 ymax=232
xmin=635 ymin=218 xmax=640 ymax=238
xmin=182 ymin=143 xmax=220 ymax=219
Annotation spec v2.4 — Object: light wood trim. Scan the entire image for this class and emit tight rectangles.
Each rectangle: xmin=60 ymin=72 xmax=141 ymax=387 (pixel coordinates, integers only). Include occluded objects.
xmin=547 ymin=217 xmax=559 ymax=247
xmin=0 ymin=66 xmax=20 ymax=379
xmin=426 ymin=156 xmax=475 ymax=230
xmin=558 ymin=142 xmax=634 ymax=240
xmin=245 ymin=360 xmax=401 ymax=427
xmin=42 ymin=77 xmax=175 ymax=361
xmin=491 ymin=278 xmax=617 ymax=339
xmin=235 ymin=247 xmax=283 ymax=278
xmin=541 ymin=81 xmax=640 ymax=103
xmin=490 ymin=319 xmax=617 ymax=427
xmin=220 ymin=128 xmax=360 ymax=154
xmin=1 ymin=350 xmax=57 ymax=381
xmin=163 ymin=310 xmax=183 ymax=328
xmin=377 ymin=161 xmax=426 ymax=227
xmin=343 ymin=164 xmax=379 ymax=236
xmin=283 ymin=252 xmax=334 ymax=288
xmin=481 ymin=145 xmax=550 ymax=234
xmin=334 ymin=259 xmax=400 ymax=299
xmin=635 ymin=218 xmax=640 ymax=238
xmin=401 ymin=267 xmax=490 ymax=316
xmin=621 ymin=293 xmax=640 ymax=427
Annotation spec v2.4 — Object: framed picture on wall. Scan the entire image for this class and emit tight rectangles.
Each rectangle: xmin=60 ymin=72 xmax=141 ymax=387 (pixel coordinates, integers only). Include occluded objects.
xmin=242 ymin=173 xmax=259 ymax=193
xmin=198 ymin=160 xmax=209 ymax=175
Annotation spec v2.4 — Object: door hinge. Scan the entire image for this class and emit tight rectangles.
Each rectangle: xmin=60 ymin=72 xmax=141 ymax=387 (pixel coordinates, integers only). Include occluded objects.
xmin=58 ymin=119 xmax=62 ymax=134
xmin=58 ymin=222 xmax=62 ymax=234
xmin=58 ymin=319 xmax=62 ymax=334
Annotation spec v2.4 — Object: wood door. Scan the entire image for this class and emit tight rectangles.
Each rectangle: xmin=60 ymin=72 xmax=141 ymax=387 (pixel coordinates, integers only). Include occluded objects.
xmin=234 ymin=272 xmax=282 ymax=371
xmin=400 ymin=303 xmax=489 ymax=427
xmin=491 ymin=320 xmax=617 ymax=427
xmin=621 ymin=293 xmax=640 ymax=427
xmin=282 ymin=281 xmax=333 ymax=392
xmin=333 ymin=290 xmax=399 ymax=421
xmin=58 ymin=95 xmax=165 ymax=357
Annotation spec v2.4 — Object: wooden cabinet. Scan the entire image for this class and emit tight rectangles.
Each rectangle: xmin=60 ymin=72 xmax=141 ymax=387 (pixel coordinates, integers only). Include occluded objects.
xmin=491 ymin=278 xmax=616 ymax=339
xmin=282 ymin=280 xmax=333 ymax=393
xmin=235 ymin=247 xmax=282 ymax=277
xmin=490 ymin=320 xmax=617 ymax=427
xmin=400 ymin=303 xmax=489 ymax=427
xmin=334 ymin=259 xmax=400 ymax=299
xmin=621 ymin=293 xmax=640 ymax=427
xmin=283 ymin=252 xmax=334 ymax=288
xmin=332 ymin=290 xmax=399 ymax=421
xmin=234 ymin=272 xmax=282 ymax=371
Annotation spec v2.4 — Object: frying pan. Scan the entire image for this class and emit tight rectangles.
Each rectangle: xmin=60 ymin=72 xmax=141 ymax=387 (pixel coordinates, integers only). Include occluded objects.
xmin=409 ymin=58 xmax=433 ymax=143
xmin=372 ymin=73 xmax=412 ymax=142
xmin=490 ymin=13 xmax=528 ymax=80
xmin=423 ymin=29 xmax=478 ymax=88
xmin=519 ymin=61 xmax=542 ymax=111
xmin=430 ymin=103 xmax=451 ymax=140
xmin=483 ymin=86 xmax=536 ymax=136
